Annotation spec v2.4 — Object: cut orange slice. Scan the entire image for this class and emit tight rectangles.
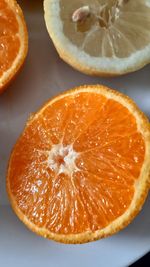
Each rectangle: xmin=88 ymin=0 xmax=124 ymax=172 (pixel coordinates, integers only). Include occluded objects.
xmin=0 ymin=0 xmax=28 ymax=93
xmin=7 ymin=85 xmax=150 ymax=243
xmin=44 ymin=0 xmax=150 ymax=76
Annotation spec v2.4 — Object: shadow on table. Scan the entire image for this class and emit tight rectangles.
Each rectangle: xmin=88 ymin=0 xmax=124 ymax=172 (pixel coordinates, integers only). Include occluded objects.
xmin=18 ymin=0 xmax=43 ymax=13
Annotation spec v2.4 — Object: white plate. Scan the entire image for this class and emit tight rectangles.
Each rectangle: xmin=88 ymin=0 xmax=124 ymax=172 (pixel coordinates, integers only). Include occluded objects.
xmin=0 ymin=1 xmax=150 ymax=266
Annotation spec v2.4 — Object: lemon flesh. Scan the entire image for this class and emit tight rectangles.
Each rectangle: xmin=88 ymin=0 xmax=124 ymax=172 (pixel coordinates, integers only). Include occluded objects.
xmin=60 ymin=0 xmax=150 ymax=58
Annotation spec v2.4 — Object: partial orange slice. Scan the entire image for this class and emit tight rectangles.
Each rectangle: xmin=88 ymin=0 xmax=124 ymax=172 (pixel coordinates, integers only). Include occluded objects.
xmin=7 ymin=85 xmax=150 ymax=243
xmin=0 ymin=0 xmax=28 ymax=93
xmin=44 ymin=0 xmax=150 ymax=76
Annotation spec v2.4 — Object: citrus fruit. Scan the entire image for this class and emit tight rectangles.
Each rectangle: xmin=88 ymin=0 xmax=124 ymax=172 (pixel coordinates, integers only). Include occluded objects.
xmin=44 ymin=0 xmax=150 ymax=76
xmin=7 ymin=85 xmax=150 ymax=244
xmin=0 ymin=0 xmax=28 ymax=93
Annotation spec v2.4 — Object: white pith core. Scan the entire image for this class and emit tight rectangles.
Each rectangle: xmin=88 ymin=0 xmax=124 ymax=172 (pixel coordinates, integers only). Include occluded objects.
xmin=47 ymin=144 xmax=79 ymax=175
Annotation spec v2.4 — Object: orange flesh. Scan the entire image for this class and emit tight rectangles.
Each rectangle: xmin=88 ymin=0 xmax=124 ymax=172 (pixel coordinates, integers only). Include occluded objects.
xmin=9 ymin=92 xmax=145 ymax=234
xmin=0 ymin=0 xmax=20 ymax=77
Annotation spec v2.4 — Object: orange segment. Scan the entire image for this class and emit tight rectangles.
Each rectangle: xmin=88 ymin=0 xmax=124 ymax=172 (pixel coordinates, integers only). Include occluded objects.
xmin=0 ymin=0 xmax=28 ymax=92
xmin=7 ymin=85 xmax=150 ymax=243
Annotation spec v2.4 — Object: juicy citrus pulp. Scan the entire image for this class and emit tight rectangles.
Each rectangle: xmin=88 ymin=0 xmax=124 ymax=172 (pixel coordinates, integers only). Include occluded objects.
xmin=44 ymin=0 xmax=150 ymax=76
xmin=0 ymin=0 xmax=28 ymax=92
xmin=60 ymin=0 xmax=150 ymax=58
xmin=7 ymin=85 xmax=150 ymax=243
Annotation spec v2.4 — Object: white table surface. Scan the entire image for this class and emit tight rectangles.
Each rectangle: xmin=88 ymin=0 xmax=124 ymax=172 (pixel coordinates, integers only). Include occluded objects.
xmin=0 ymin=1 xmax=150 ymax=266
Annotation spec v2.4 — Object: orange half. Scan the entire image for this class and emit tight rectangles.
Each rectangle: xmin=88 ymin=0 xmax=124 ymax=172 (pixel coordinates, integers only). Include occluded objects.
xmin=7 ymin=85 xmax=150 ymax=243
xmin=0 ymin=0 xmax=28 ymax=92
